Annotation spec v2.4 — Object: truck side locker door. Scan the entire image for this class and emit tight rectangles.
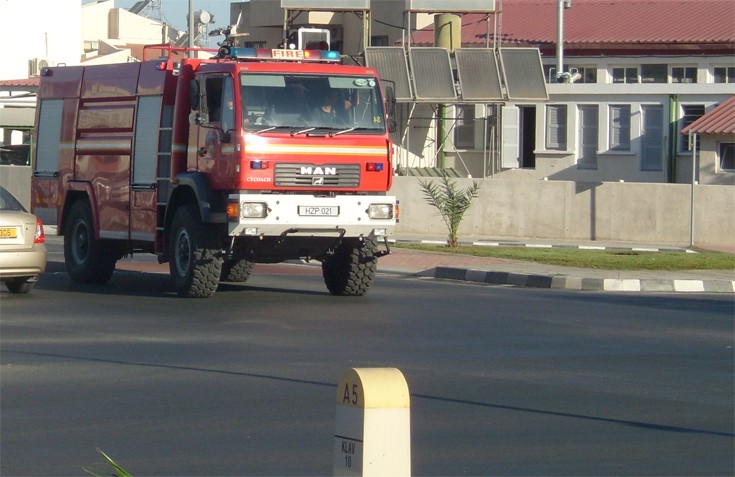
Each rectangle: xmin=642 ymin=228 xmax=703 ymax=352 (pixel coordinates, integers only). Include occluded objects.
xmin=32 ymin=98 xmax=66 ymax=227
xmin=130 ymin=95 xmax=168 ymax=242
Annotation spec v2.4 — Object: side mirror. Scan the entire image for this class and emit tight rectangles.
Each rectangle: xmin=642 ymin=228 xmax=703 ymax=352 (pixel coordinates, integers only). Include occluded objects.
xmin=384 ymin=83 xmax=397 ymax=132
xmin=385 ymin=84 xmax=396 ymax=112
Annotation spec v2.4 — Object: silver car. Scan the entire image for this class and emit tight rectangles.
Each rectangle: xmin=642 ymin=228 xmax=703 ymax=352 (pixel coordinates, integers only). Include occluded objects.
xmin=0 ymin=186 xmax=47 ymax=293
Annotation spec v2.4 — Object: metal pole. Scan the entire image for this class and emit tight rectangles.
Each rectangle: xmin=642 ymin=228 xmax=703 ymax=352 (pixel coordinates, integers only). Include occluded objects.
xmin=188 ymin=0 xmax=195 ymax=55
xmin=282 ymin=8 xmax=289 ymax=48
xmin=482 ymin=104 xmax=488 ymax=177
xmin=689 ymin=132 xmax=698 ymax=247
xmin=555 ymin=0 xmax=564 ymax=81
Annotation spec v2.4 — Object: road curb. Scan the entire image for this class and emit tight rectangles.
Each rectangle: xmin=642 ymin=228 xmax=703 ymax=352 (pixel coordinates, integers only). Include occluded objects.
xmin=422 ymin=266 xmax=735 ymax=293
xmin=391 ymin=238 xmax=696 ymax=253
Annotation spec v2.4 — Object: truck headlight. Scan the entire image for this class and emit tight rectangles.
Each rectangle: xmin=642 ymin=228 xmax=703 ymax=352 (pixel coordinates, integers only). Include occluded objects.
xmin=241 ymin=202 xmax=268 ymax=218
xmin=367 ymin=203 xmax=394 ymax=220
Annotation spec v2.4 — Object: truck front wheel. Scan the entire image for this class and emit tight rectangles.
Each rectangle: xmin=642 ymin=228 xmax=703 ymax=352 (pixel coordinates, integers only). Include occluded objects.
xmin=169 ymin=205 xmax=222 ymax=298
xmin=64 ymin=200 xmax=116 ymax=284
xmin=221 ymin=258 xmax=255 ymax=283
xmin=322 ymin=238 xmax=377 ymax=296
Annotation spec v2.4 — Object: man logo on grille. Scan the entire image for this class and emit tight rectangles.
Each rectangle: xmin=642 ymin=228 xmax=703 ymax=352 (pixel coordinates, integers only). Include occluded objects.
xmin=301 ymin=166 xmax=336 ymax=175
xmin=312 ymin=177 xmax=325 ymax=186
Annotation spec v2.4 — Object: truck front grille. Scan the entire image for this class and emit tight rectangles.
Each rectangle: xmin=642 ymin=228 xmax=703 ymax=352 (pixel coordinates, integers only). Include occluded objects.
xmin=274 ymin=163 xmax=360 ymax=188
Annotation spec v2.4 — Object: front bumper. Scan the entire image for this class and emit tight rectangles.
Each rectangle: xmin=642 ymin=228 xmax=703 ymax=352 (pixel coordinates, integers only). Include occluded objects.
xmin=227 ymin=193 xmax=396 ymax=239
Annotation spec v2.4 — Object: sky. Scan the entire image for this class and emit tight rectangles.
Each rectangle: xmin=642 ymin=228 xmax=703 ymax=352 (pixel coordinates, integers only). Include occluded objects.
xmin=112 ymin=0 xmax=235 ymax=34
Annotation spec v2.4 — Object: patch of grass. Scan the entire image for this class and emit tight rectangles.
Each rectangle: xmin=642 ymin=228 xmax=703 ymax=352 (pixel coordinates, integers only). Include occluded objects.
xmin=395 ymin=244 xmax=735 ymax=271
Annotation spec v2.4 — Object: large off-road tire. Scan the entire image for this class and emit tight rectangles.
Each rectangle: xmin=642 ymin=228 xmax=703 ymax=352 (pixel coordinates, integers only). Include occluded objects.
xmin=322 ymin=238 xmax=377 ymax=296
xmin=169 ymin=205 xmax=222 ymax=298
xmin=221 ymin=258 xmax=255 ymax=283
xmin=64 ymin=200 xmax=116 ymax=284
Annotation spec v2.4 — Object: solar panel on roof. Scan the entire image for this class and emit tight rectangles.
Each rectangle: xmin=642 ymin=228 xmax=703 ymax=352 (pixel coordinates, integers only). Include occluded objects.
xmin=408 ymin=48 xmax=457 ymax=102
xmin=455 ymin=49 xmax=504 ymax=101
xmin=364 ymin=47 xmax=413 ymax=102
xmin=281 ymin=0 xmax=370 ymax=9
xmin=500 ymin=48 xmax=548 ymax=100
xmin=405 ymin=0 xmax=496 ymax=12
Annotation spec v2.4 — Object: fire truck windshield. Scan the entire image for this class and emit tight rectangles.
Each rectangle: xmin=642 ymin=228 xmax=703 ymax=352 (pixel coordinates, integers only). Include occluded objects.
xmin=240 ymin=73 xmax=386 ymax=133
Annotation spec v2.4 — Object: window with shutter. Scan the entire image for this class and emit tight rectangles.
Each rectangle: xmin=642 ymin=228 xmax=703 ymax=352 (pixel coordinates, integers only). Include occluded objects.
xmin=545 ymin=105 xmax=567 ymax=151
xmin=641 ymin=105 xmax=663 ymax=171
xmin=577 ymin=105 xmax=598 ymax=169
xmin=609 ymin=105 xmax=631 ymax=151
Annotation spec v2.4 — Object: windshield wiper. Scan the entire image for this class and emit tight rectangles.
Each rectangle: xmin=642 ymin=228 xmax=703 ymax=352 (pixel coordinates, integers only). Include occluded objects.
xmin=329 ymin=127 xmax=356 ymax=137
xmin=291 ymin=127 xmax=316 ymax=136
xmin=251 ymin=126 xmax=277 ymax=135
xmin=328 ymin=127 xmax=379 ymax=137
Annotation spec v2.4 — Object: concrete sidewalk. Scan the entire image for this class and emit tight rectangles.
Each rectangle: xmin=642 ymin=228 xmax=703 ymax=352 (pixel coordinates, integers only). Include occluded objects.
xmin=378 ymin=235 xmax=735 ymax=293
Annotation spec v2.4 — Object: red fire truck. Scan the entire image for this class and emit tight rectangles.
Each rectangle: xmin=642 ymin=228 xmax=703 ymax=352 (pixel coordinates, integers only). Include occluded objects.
xmin=31 ymin=46 xmax=397 ymax=297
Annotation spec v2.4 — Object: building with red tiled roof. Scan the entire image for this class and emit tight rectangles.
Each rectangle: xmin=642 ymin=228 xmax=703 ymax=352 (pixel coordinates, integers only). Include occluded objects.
xmin=398 ymin=0 xmax=735 ymax=185
xmin=683 ymin=96 xmax=735 ymax=136
xmin=409 ymin=0 xmax=734 ymax=54
xmin=682 ymin=97 xmax=735 ymax=183
xmin=0 ymin=78 xmax=39 ymax=93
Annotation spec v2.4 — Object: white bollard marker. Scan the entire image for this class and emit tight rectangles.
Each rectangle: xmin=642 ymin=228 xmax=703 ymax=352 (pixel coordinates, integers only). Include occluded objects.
xmin=333 ymin=368 xmax=411 ymax=477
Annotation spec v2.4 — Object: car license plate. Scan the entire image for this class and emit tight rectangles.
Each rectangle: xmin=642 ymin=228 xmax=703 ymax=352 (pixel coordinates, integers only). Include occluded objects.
xmin=298 ymin=206 xmax=339 ymax=217
xmin=0 ymin=227 xmax=18 ymax=238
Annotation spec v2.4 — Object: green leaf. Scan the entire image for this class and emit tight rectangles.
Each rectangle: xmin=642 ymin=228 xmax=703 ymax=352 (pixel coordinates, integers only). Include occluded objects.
xmin=83 ymin=448 xmax=132 ymax=477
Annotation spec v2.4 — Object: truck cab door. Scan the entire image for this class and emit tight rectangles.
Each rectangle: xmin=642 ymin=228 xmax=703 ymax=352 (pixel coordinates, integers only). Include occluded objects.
xmin=192 ymin=74 xmax=238 ymax=190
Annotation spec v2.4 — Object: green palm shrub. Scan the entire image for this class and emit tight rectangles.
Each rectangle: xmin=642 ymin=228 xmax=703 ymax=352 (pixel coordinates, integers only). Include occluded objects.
xmin=419 ymin=175 xmax=480 ymax=248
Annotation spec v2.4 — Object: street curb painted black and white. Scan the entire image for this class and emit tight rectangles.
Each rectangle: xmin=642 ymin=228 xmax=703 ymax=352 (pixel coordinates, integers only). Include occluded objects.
xmin=418 ymin=266 xmax=735 ymax=293
xmin=391 ymin=238 xmax=696 ymax=254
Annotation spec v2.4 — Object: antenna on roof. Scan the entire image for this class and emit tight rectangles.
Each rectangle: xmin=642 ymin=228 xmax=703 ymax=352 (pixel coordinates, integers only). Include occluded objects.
xmin=129 ymin=0 xmax=163 ymax=23
xmin=555 ymin=0 xmax=574 ymax=83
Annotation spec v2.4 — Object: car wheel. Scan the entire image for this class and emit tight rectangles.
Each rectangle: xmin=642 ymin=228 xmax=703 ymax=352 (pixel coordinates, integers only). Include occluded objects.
xmin=4 ymin=277 xmax=35 ymax=294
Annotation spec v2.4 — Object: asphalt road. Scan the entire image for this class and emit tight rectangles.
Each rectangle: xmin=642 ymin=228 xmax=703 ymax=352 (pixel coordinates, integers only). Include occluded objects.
xmin=1 ymin=243 xmax=733 ymax=476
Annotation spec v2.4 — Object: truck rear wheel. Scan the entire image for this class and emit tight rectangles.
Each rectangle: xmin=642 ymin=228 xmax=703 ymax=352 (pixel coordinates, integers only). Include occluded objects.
xmin=322 ymin=238 xmax=377 ymax=296
xmin=221 ymin=258 xmax=255 ymax=283
xmin=64 ymin=200 xmax=116 ymax=284
xmin=169 ymin=205 xmax=222 ymax=298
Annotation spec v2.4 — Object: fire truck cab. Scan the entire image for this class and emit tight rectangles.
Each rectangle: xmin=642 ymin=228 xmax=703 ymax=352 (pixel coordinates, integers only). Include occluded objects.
xmin=32 ymin=46 xmax=397 ymax=297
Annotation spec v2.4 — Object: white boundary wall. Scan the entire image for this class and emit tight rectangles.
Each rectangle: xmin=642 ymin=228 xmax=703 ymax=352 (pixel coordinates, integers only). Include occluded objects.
xmin=392 ymin=176 xmax=734 ymax=250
